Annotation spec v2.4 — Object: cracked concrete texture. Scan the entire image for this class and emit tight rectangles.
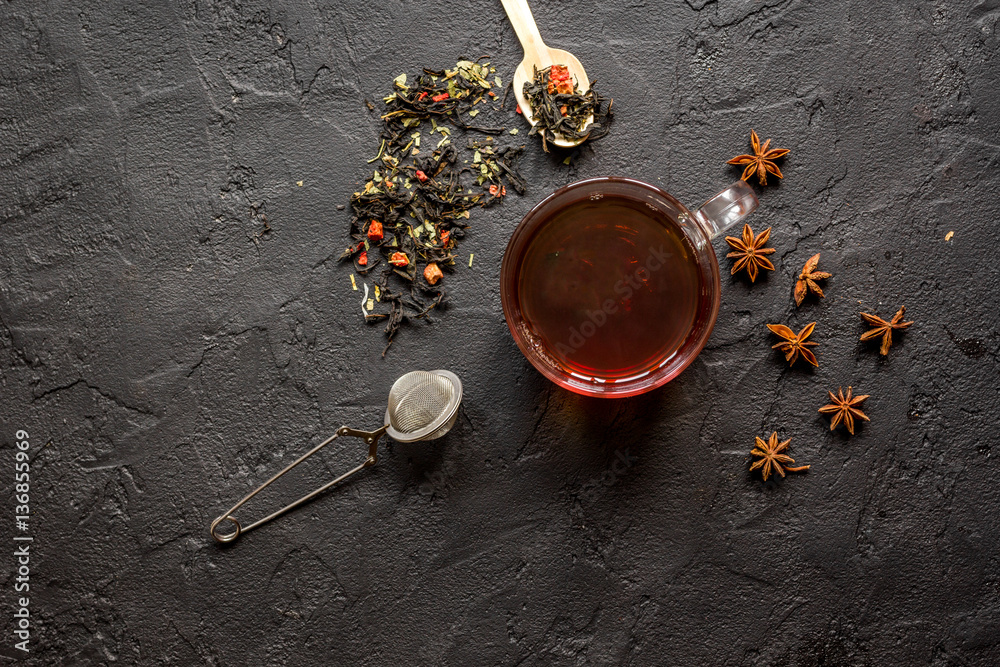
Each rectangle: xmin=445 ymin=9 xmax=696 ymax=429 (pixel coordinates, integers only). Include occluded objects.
xmin=1 ymin=0 xmax=999 ymax=664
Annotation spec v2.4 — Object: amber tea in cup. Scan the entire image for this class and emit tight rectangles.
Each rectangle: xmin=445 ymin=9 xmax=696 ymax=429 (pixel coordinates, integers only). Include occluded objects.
xmin=501 ymin=177 xmax=758 ymax=398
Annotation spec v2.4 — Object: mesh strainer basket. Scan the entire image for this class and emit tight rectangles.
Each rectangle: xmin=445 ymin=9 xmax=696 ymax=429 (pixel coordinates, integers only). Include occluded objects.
xmin=385 ymin=370 xmax=462 ymax=442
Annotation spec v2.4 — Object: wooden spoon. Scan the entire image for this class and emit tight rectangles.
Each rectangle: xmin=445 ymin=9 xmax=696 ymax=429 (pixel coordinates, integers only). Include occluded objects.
xmin=500 ymin=0 xmax=593 ymax=148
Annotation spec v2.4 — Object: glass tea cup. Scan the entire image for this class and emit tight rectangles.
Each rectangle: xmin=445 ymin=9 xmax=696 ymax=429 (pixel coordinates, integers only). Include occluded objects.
xmin=500 ymin=178 xmax=758 ymax=398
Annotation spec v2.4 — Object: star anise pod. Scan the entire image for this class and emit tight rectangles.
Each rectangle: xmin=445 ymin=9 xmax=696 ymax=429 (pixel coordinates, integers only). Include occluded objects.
xmin=766 ymin=322 xmax=819 ymax=367
xmin=818 ymin=386 xmax=870 ymax=435
xmin=726 ymin=129 xmax=790 ymax=186
xmin=859 ymin=305 xmax=913 ymax=355
xmin=750 ymin=432 xmax=810 ymax=481
xmin=794 ymin=253 xmax=832 ymax=306
xmin=725 ymin=224 xmax=775 ymax=282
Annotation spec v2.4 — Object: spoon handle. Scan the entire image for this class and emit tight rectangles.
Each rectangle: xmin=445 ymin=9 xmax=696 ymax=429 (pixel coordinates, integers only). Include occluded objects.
xmin=500 ymin=0 xmax=550 ymax=71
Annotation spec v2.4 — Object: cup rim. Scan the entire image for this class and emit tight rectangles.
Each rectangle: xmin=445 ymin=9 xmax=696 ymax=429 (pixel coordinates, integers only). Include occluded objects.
xmin=500 ymin=176 xmax=722 ymax=398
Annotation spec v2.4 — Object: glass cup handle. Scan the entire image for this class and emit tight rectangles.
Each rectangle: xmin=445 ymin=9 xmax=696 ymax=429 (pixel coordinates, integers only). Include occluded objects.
xmin=692 ymin=181 xmax=759 ymax=239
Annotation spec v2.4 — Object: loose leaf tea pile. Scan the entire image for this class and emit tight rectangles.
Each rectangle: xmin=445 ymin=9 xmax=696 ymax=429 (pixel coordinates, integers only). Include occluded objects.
xmin=342 ymin=59 xmax=527 ymax=354
xmin=522 ymin=65 xmax=613 ymax=151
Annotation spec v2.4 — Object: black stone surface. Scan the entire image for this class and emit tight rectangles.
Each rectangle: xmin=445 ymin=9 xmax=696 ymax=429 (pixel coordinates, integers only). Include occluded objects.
xmin=2 ymin=1 xmax=999 ymax=664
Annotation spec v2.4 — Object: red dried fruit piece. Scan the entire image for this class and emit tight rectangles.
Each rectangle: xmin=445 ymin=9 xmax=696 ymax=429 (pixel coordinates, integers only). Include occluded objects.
xmin=439 ymin=230 xmax=450 ymax=246
xmin=549 ymin=65 xmax=571 ymax=81
xmin=417 ymin=92 xmax=428 ymax=101
xmin=357 ymin=251 xmax=368 ymax=266
xmin=431 ymin=92 xmax=449 ymax=102
xmin=547 ymin=66 xmax=574 ymax=94
xmin=389 ymin=252 xmax=409 ymax=267
xmin=367 ymin=220 xmax=383 ymax=241
xmin=547 ymin=80 xmax=575 ymax=94
xmin=423 ymin=262 xmax=443 ymax=285
xmin=415 ymin=170 xmax=428 ymax=183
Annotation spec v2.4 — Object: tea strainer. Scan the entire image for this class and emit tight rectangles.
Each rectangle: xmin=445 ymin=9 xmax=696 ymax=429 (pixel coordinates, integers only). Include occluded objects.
xmin=210 ymin=370 xmax=462 ymax=543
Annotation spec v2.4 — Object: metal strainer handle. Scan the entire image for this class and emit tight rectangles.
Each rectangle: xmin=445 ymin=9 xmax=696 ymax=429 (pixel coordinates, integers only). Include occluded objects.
xmin=209 ymin=425 xmax=385 ymax=543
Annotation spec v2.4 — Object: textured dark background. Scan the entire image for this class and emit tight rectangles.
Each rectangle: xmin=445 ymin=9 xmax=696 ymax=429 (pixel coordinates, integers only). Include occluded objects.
xmin=2 ymin=0 xmax=999 ymax=664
